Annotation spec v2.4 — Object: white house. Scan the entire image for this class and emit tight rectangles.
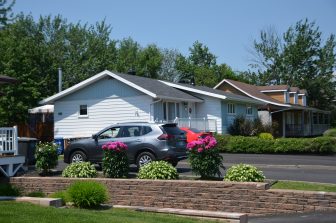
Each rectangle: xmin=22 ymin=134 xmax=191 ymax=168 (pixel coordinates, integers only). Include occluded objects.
xmin=40 ymin=70 xmax=263 ymax=139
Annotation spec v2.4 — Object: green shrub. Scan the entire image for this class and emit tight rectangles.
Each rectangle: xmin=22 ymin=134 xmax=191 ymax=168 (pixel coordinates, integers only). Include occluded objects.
xmin=62 ymin=162 xmax=97 ymax=178
xmin=0 ymin=183 xmax=20 ymax=196
xmin=49 ymin=190 xmax=70 ymax=205
xmin=187 ymin=136 xmax=224 ymax=179
xmin=218 ymin=136 xmax=336 ymax=154
xmin=102 ymin=141 xmax=129 ymax=178
xmin=27 ymin=191 xmax=45 ymax=197
xmin=67 ymin=181 xmax=108 ymax=208
xmin=323 ymin=128 xmax=336 ymax=137
xmin=35 ymin=142 xmax=58 ymax=174
xmin=258 ymin=132 xmax=274 ymax=140
xmin=138 ymin=161 xmax=178 ymax=180
xmin=224 ymin=164 xmax=265 ymax=182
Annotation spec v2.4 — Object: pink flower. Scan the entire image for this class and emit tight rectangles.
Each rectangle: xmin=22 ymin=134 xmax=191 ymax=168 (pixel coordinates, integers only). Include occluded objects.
xmin=197 ymin=147 xmax=203 ymax=153
xmin=102 ymin=141 xmax=128 ymax=152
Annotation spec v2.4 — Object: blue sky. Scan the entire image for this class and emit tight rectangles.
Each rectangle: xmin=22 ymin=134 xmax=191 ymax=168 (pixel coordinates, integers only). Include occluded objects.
xmin=12 ymin=0 xmax=336 ymax=72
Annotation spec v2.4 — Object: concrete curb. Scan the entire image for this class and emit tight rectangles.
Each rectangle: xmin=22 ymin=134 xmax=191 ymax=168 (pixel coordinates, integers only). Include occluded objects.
xmin=0 ymin=196 xmax=62 ymax=207
xmin=114 ymin=205 xmax=248 ymax=223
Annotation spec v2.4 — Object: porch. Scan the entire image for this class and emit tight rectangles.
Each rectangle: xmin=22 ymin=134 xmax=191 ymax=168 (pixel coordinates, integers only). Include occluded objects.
xmin=0 ymin=126 xmax=25 ymax=177
xmin=150 ymin=100 xmax=218 ymax=132
xmin=272 ymin=110 xmax=330 ymax=137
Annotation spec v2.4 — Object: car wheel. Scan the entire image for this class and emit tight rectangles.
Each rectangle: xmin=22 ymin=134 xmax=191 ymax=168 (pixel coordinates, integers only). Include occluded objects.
xmin=136 ymin=151 xmax=155 ymax=168
xmin=70 ymin=150 xmax=87 ymax=163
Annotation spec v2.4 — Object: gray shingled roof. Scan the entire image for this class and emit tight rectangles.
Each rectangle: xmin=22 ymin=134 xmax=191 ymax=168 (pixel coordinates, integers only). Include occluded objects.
xmin=160 ymin=81 xmax=265 ymax=105
xmin=114 ymin=72 xmax=203 ymax=102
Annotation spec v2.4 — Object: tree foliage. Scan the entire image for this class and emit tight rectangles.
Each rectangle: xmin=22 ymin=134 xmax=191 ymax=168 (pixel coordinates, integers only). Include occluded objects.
xmin=176 ymin=41 xmax=243 ymax=87
xmin=0 ymin=0 xmax=15 ymax=29
xmin=249 ymin=19 xmax=336 ymax=109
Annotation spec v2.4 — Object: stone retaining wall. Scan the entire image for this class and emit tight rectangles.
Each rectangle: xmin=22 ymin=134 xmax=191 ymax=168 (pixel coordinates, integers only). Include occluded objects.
xmin=10 ymin=177 xmax=336 ymax=216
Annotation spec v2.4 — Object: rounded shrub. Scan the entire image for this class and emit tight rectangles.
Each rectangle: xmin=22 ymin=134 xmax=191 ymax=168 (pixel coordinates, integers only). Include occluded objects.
xmin=62 ymin=162 xmax=97 ymax=178
xmin=224 ymin=164 xmax=265 ymax=182
xmin=102 ymin=141 xmax=129 ymax=178
xmin=187 ymin=136 xmax=224 ymax=179
xmin=35 ymin=142 xmax=58 ymax=174
xmin=0 ymin=183 xmax=21 ymax=196
xmin=258 ymin=132 xmax=274 ymax=140
xmin=67 ymin=181 xmax=108 ymax=208
xmin=323 ymin=128 xmax=336 ymax=137
xmin=138 ymin=161 xmax=178 ymax=180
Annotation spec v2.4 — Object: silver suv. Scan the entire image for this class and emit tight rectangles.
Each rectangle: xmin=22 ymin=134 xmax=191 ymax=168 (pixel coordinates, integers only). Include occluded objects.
xmin=64 ymin=122 xmax=187 ymax=168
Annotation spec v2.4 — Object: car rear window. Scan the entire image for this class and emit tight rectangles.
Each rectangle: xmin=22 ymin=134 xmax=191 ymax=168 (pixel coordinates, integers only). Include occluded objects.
xmin=162 ymin=124 xmax=185 ymax=135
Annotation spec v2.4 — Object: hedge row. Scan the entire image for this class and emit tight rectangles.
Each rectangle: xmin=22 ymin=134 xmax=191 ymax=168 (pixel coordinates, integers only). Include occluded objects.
xmin=215 ymin=135 xmax=336 ymax=154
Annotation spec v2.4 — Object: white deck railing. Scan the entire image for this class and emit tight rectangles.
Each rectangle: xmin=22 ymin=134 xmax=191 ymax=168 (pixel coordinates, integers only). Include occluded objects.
xmin=0 ymin=126 xmax=18 ymax=155
xmin=175 ymin=118 xmax=217 ymax=132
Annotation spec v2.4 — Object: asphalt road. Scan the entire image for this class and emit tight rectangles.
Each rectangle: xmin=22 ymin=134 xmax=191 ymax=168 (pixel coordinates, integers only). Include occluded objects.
xmin=58 ymin=153 xmax=336 ymax=183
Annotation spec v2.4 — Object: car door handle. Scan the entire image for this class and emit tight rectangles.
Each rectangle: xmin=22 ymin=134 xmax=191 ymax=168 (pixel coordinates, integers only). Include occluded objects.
xmin=135 ymin=139 xmax=141 ymax=142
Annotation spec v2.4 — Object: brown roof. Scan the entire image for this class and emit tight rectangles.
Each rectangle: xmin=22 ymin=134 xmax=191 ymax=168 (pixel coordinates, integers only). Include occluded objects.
xmin=223 ymin=79 xmax=289 ymax=106
xmin=289 ymin=87 xmax=300 ymax=92
xmin=299 ymin=89 xmax=307 ymax=95
xmin=257 ymin=85 xmax=289 ymax=91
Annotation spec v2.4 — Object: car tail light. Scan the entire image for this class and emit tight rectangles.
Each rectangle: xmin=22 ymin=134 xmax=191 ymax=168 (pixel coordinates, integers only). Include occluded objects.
xmin=157 ymin=134 xmax=175 ymax=140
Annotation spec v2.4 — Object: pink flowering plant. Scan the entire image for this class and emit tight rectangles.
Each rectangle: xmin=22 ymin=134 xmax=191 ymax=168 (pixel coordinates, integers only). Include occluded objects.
xmin=102 ymin=141 xmax=129 ymax=178
xmin=187 ymin=136 xmax=224 ymax=179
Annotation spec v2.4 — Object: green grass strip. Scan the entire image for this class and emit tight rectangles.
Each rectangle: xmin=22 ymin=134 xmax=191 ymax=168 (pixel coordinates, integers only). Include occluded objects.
xmin=0 ymin=201 xmax=218 ymax=223
xmin=272 ymin=180 xmax=336 ymax=192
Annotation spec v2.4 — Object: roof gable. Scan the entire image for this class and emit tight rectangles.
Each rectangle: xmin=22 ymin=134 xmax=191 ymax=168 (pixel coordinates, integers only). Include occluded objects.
xmin=160 ymin=80 xmax=265 ymax=105
xmin=215 ymin=79 xmax=290 ymax=107
xmin=40 ymin=70 xmax=202 ymax=104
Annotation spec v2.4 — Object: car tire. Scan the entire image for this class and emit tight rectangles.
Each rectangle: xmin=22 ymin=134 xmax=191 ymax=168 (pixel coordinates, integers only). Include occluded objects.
xmin=70 ymin=150 xmax=87 ymax=163
xmin=136 ymin=151 xmax=155 ymax=169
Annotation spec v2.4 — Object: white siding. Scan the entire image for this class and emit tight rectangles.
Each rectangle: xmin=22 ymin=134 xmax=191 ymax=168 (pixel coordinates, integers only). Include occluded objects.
xmin=53 ymin=77 xmax=152 ymax=138
xmin=193 ymin=94 xmax=222 ymax=134
xmin=54 ymin=95 xmax=152 ymax=138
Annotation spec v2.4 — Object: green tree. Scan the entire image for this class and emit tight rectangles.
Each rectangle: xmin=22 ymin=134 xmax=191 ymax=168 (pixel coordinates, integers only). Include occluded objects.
xmin=159 ymin=48 xmax=181 ymax=82
xmin=136 ymin=44 xmax=163 ymax=79
xmin=176 ymin=41 xmax=218 ymax=86
xmin=115 ymin=37 xmax=140 ymax=73
xmin=249 ymin=19 xmax=336 ymax=109
xmin=0 ymin=14 xmax=117 ymax=125
xmin=0 ymin=0 xmax=15 ymax=29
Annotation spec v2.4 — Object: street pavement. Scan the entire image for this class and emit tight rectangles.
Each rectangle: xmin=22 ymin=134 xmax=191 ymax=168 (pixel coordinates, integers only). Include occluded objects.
xmin=58 ymin=153 xmax=336 ymax=183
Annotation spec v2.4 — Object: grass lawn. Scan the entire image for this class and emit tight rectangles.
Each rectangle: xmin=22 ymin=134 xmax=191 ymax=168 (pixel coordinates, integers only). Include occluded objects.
xmin=271 ymin=180 xmax=336 ymax=192
xmin=0 ymin=201 xmax=219 ymax=223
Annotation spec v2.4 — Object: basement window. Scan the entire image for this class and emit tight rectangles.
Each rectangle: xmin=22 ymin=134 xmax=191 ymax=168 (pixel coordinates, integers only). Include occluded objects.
xmin=79 ymin=105 xmax=88 ymax=117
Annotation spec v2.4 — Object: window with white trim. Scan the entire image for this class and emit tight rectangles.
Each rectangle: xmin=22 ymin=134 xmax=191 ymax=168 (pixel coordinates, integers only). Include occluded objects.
xmin=246 ymin=105 xmax=253 ymax=115
xmin=227 ymin=103 xmax=235 ymax=114
xmin=79 ymin=104 xmax=88 ymax=117
xmin=284 ymin=92 xmax=290 ymax=103
xmin=302 ymin=95 xmax=307 ymax=106
xmin=294 ymin=94 xmax=298 ymax=104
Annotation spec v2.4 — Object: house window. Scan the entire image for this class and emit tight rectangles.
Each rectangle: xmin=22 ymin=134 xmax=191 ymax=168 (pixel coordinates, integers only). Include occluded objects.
xmin=284 ymin=92 xmax=290 ymax=103
xmin=302 ymin=96 xmax=307 ymax=106
xmin=79 ymin=105 xmax=88 ymax=117
xmin=227 ymin=103 xmax=235 ymax=114
xmin=294 ymin=94 xmax=298 ymax=104
xmin=163 ymin=101 xmax=181 ymax=121
xmin=246 ymin=105 xmax=253 ymax=115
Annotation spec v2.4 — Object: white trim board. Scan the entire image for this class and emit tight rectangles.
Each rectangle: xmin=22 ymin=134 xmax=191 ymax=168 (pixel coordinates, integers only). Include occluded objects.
xmin=40 ymin=70 xmax=157 ymax=104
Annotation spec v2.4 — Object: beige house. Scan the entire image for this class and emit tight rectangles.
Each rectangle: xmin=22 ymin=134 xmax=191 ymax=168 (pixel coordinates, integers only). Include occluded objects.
xmin=214 ymin=79 xmax=330 ymax=137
